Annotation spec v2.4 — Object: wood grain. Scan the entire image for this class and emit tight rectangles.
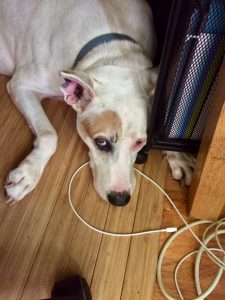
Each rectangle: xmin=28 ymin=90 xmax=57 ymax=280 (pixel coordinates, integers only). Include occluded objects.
xmin=121 ymin=151 xmax=167 ymax=300
xmin=188 ymin=55 xmax=225 ymax=220
xmin=90 ymin=164 xmax=144 ymax=300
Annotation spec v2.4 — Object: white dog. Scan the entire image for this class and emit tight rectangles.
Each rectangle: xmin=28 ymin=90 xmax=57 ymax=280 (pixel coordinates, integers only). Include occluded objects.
xmin=0 ymin=0 xmax=195 ymax=206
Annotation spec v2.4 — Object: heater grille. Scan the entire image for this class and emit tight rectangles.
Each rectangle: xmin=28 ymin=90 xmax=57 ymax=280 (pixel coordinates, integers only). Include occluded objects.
xmin=149 ymin=0 xmax=225 ymax=152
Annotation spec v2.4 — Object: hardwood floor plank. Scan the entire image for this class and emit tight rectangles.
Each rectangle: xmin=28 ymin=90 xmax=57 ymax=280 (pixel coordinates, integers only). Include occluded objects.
xmin=90 ymin=164 xmax=144 ymax=300
xmin=20 ymin=140 xmax=90 ymax=300
xmin=0 ymin=99 xmax=68 ymax=260
xmin=58 ymin=176 xmax=110 ymax=285
xmin=0 ymin=76 xmax=10 ymax=111
xmin=121 ymin=150 xmax=167 ymax=300
xmin=0 ymin=108 xmax=77 ymax=300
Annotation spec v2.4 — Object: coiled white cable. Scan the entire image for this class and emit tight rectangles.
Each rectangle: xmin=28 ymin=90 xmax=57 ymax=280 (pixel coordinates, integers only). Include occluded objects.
xmin=157 ymin=221 xmax=225 ymax=300
xmin=68 ymin=162 xmax=225 ymax=299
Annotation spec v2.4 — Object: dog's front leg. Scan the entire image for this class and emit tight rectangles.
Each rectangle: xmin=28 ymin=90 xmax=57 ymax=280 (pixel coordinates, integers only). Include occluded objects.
xmin=163 ymin=151 xmax=196 ymax=186
xmin=4 ymin=82 xmax=58 ymax=204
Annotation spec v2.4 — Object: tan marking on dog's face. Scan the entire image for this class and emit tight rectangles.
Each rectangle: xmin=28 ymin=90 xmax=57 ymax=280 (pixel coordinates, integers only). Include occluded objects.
xmin=82 ymin=110 xmax=122 ymax=138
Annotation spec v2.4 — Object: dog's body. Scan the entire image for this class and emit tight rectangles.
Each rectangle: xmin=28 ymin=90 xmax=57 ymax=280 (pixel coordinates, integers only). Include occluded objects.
xmin=1 ymin=0 xmax=195 ymax=205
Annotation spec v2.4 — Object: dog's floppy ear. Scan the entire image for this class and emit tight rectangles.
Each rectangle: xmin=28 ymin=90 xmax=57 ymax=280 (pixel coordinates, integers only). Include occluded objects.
xmin=59 ymin=70 xmax=95 ymax=113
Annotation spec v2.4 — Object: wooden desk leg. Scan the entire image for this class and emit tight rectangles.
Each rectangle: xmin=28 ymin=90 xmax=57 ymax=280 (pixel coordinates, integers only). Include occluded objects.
xmin=188 ymin=56 xmax=225 ymax=221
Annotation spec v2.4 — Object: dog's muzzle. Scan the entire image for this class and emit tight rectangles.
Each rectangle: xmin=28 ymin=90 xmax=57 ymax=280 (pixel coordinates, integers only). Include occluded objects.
xmin=107 ymin=191 xmax=131 ymax=206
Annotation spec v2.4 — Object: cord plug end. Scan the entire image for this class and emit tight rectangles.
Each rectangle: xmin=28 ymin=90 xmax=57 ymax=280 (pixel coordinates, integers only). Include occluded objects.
xmin=166 ymin=227 xmax=177 ymax=233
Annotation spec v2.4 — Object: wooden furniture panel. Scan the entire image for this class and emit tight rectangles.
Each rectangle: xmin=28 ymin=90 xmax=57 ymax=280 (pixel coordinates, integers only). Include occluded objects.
xmin=188 ymin=55 xmax=225 ymax=220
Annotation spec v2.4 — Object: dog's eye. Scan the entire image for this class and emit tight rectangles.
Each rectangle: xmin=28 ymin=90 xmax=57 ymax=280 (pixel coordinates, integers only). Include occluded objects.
xmin=134 ymin=139 xmax=146 ymax=151
xmin=136 ymin=139 xmax=144 ymax=145
xmin=94 ymin=137 xmax=112 ymax=152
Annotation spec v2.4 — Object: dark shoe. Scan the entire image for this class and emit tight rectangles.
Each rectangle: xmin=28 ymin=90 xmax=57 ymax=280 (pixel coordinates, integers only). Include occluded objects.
xmin=50 ymin=275 xmax=92 ymax=300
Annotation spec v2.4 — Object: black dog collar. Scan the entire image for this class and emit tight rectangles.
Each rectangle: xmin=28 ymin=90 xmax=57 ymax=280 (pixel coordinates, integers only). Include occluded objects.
xmin=73 ymin=33 xmax=137 ymax=67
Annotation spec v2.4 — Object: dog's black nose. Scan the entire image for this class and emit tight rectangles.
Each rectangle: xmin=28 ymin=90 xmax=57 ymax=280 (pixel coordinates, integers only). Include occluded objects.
xmin=107 ymin=191 xmax=131 ymax=206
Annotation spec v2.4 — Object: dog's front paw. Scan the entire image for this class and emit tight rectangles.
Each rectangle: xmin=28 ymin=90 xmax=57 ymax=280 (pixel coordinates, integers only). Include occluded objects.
xmin=4 ymin=161 xmax=43 ymax=205
xmin=163 ymin=151 xmax=196 ymax=186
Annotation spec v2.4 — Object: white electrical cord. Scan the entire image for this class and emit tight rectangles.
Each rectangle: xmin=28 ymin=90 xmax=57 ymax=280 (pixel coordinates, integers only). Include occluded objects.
xmin=157 ymin=221 xmax=225 ymax=300
xmin=68 ymin=161 xmax=225 ymax=299
xmin=174 ymin=247 xmax=223 ymax=299
xmin=68 ymin=162 xmax=177 ymax=237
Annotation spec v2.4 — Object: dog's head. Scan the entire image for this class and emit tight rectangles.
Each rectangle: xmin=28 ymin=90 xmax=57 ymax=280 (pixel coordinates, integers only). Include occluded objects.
xmin=60 ymin=65 xmax=156 ymax=206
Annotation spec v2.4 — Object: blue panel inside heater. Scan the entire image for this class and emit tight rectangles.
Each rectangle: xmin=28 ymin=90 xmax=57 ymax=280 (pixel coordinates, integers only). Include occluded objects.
xmin=165 ymin=0 xmax=225 ymax=140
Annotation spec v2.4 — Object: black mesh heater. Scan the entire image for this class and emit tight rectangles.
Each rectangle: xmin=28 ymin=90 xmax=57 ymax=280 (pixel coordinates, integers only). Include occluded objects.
xmin=148 ymin=0 xmax=225 ymax=153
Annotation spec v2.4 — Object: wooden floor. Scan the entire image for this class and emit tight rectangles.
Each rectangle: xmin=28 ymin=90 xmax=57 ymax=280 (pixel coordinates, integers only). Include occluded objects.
xmin=0 ymin=74 xmax=225 ymax=300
